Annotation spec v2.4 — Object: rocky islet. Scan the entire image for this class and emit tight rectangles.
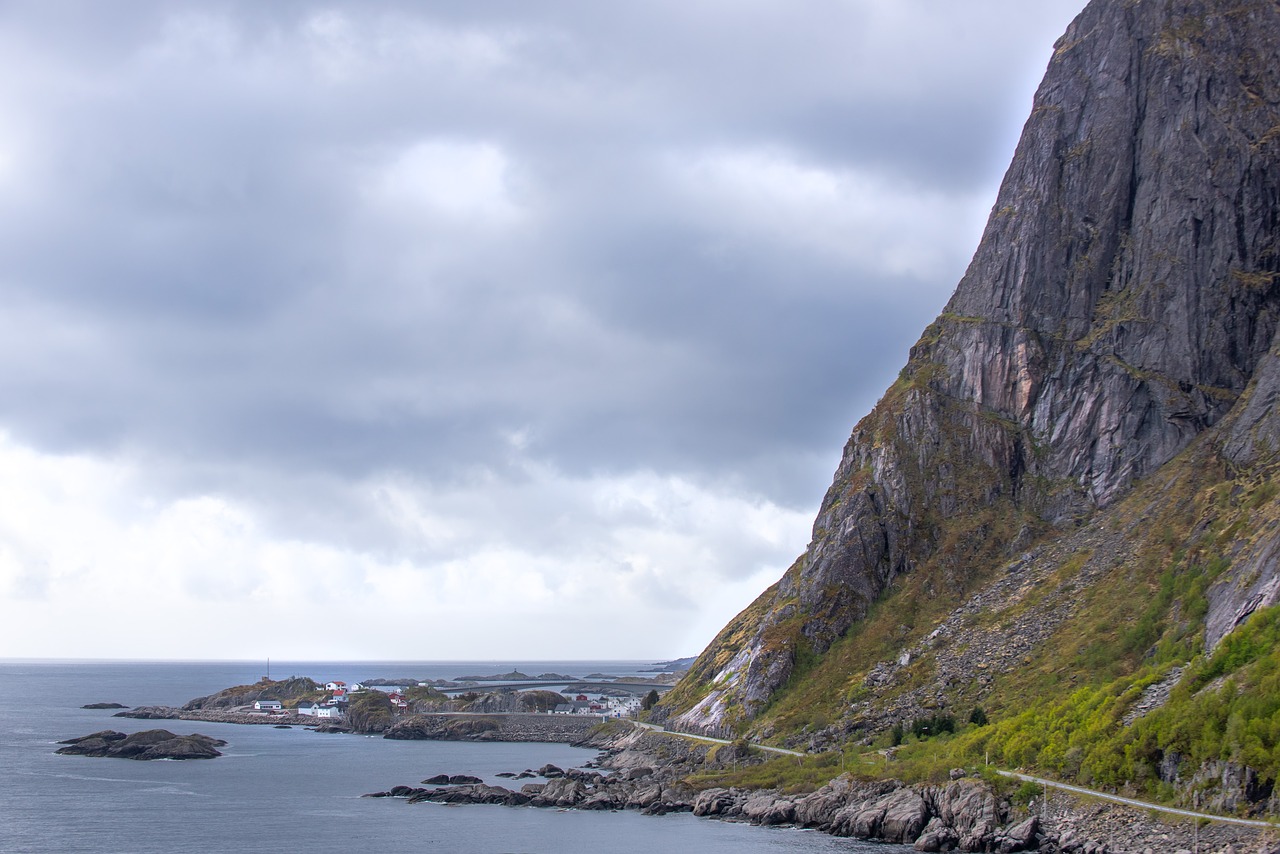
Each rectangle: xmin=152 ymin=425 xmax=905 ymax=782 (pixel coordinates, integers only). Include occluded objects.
xmin=56 ymin=729 xmax=226 ymax=760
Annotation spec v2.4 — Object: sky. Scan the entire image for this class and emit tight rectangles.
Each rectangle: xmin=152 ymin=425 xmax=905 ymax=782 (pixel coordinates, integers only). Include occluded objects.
xmin=0 ymin=0 xmax=1088 ymax=661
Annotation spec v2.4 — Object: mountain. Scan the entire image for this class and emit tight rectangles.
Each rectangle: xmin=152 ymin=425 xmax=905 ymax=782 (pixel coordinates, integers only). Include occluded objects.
xmin=657 ymin=0 xmax=1280 ymax=813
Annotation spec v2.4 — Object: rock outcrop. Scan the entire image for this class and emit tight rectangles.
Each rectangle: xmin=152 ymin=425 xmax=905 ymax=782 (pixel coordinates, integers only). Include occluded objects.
xmin=661 ymin=0 xmax=1280 ymax=741
xmin=382 ymin=712 xmax=602 ymax=743
xmin=115 ymin=705 xmax=315 ymax=726
xmin=56 ymin=729 xmax=226 ymax=760
xmin=182 ymin=676 xmax=323 ymax=711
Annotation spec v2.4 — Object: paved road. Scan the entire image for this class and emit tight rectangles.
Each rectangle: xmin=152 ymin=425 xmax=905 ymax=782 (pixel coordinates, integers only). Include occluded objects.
xmin=631 ymin=724 xmax=1275 ymax=829
xmin=997 ymin=770 xmax=1277 ymax=829
xmin=632 ymin=721 xmax=805 ymax=757
xmin=631 ymin=727 xmax=1275 ymax=828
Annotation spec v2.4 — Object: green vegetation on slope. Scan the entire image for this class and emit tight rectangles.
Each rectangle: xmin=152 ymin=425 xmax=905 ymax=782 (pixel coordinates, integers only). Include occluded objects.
xmin=345 ymin=690 xmax=393 ymax=732
xmin=699 ymin=598 xmax=1280 ymax=806
xmin=885 ymin=604 xmax=1280 ymax=804
xmin=704 ymin=419 xmax=1280 ymax=812
xmin=185 ymin=676 xmax=324 ymax=710
xmin=688 ymin=747 xmax=852 ymax=795
xmin=404 ymin=685 xmax=448 ymax=708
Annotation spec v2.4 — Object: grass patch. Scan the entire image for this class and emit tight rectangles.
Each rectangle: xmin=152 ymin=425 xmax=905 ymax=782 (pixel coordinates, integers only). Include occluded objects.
xmin=687 ymin=749 xmax=865 ymax=794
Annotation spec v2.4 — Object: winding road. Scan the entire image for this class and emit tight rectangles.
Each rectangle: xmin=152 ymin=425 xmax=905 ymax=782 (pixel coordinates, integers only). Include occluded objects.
xmin=631 ymin=722 xmax=1276 ymax=828
xmin=633 ymin=720 xmax=805 ymax=758
xmin=995 ymin=770 xmax=1277 ymax=829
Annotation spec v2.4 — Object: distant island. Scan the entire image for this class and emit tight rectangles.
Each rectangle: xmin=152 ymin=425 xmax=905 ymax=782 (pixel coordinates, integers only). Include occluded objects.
xmin=642 ymin=657 xmax=694 ymax=673
xmin=453 ymin=671 xmax=577 ymax=682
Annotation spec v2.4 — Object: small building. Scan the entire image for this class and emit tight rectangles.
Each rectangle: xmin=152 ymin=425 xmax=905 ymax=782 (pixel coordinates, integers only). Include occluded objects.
xmin=315 ymin=705 xmax=343 ymax=719
xmin=254 ymin=699 xmax=283 ymax=712
xmin=554 ymin=701 xmax=593 ymax=715
xmin=325 ymin=681 xmax=346 ymax=692
xmin=606 ymin=696 xmax=642 ymax=715
xmin=296 ymin=702 xmax=321 ymax=717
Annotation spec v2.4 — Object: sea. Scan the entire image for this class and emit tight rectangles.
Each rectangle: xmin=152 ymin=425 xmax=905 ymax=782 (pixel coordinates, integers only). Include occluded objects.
xmin=0 ymin=660 xmax=911 ymax=853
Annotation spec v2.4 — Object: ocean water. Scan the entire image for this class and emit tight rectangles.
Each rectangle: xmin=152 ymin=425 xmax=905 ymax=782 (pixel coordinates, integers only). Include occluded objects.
xmin=0 ymin=660 xmax=909 ymax=853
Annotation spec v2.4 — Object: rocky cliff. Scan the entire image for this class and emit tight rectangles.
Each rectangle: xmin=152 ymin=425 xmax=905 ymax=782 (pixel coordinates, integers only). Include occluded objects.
xmin=660 ymin=0 xmax=1280 ymax=768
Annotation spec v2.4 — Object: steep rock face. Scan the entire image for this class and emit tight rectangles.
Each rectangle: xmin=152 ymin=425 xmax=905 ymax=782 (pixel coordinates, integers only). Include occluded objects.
xmin=1206 ymin=330 xmax=1280 ymax=649
xmin=664 ymin=0 xmax=1280 ymax=732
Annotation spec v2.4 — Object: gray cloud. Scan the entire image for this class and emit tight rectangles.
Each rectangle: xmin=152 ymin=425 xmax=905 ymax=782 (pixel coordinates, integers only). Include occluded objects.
xmin=0 ymin=0 xmax=1088 ymax=657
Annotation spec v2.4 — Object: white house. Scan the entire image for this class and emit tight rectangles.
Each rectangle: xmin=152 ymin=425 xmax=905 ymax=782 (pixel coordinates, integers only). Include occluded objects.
xmin=254 ymin=699 xmax=283 ymax=712
xmin=606 ymin=697 xmax=642 ymax=715
xmin=553 ymin=701 xmax=594 ymax=715
xmin=298 ymin=701 xmax=343 ymax=719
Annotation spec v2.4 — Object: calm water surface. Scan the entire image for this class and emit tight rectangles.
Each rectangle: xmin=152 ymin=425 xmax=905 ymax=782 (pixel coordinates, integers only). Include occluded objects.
xmin=0 ymin=660 xmax=909 ymax=853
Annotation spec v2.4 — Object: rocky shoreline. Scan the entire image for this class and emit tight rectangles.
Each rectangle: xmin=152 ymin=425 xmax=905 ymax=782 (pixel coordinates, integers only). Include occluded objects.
xmin=115 ymin=706 xmax=317 ymax=726
xmin=109 ymin=705 xmax=1276 ymax=851
xmin=367 ymin=723 xmax=1274 ymax=854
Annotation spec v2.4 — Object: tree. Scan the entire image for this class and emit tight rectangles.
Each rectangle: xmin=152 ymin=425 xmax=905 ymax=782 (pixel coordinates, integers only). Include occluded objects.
xmin=641 ymin=689 xmax=660 ymax=711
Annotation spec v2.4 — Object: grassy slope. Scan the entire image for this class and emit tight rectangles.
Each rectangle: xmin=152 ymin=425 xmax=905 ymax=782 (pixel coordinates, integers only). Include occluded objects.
xmin=695 ymin=418 xmax=1280 ymax=809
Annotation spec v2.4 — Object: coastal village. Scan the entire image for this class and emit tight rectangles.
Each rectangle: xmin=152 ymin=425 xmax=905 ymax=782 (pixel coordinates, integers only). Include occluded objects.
xmin=247 ymin=678 xmax=648 ymax=721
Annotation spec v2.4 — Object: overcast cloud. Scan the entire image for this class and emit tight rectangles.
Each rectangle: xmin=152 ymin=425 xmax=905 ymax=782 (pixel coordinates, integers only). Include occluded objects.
xmin=0 ymin=1 xmax=1086 ymax=660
